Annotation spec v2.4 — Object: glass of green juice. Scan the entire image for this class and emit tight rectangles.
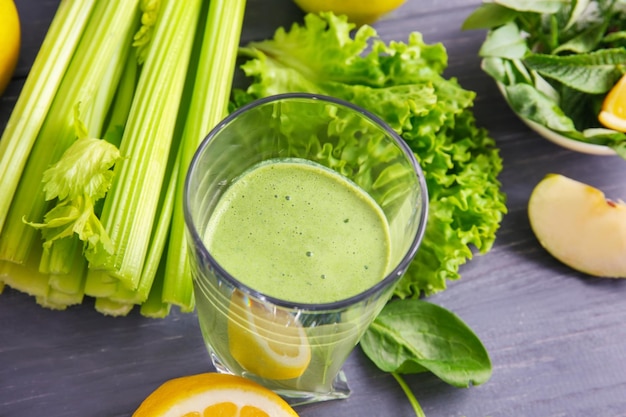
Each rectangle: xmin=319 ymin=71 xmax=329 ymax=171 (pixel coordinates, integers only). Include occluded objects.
xmin=183 ymin=93 xmax=428 ymax=405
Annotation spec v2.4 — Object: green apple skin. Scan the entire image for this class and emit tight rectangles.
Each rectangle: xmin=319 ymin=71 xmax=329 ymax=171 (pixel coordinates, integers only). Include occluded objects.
xmin=528 ymin=174 xmax=626 ymax=278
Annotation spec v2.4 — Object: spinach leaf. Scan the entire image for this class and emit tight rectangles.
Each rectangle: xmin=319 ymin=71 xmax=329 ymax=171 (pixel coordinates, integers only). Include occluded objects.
xmin=479 ymin=22 xmax=528 ymax=59
xmin=560 ymin=85 xmax=604 ymax=131
xmin=494 ymin=0 xmax=566 ymax=14
xmin=524 ymin=49 xmax=626 ymax=94
xmin=553 ymin=20 xmax=608 ymax=54
xmin=505 ymin=83 xmax=577 ymax=131
xmin=360 ymin=299 xmax=492 ymax=388
xmin=461 ymin=3 xmax=517 ymax=30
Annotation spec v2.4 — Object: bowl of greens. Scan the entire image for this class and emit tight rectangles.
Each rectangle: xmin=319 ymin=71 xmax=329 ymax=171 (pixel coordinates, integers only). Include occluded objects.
xmin=495 ymin=81 xmax=618 ymax=155
xmin=463 ymin=0 xmax=626 ymax=158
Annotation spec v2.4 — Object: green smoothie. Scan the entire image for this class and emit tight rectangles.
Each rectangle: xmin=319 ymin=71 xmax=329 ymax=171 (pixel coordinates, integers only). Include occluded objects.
xmin=203 ymin=158 xmax=391 ymax=303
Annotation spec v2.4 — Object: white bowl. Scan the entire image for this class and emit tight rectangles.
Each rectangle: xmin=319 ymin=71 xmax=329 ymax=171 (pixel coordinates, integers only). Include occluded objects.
xmin=520 ymin=117 xmax=616 ymax=156
xmin=496 ymin=82 xmax=616 ymax=156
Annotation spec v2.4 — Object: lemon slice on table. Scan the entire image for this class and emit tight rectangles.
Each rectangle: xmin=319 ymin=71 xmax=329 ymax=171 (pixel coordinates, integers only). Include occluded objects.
xmin=599 ymin=74 xmax=626 ymax=132
xmin=132 ymin=373 xmax=300 ymax=417
xmin=228 ymin=291 xmax=311 ymax=380
xmin=292 ymin=0 xmax=406 ymax=26
xmin=0 ymin=0 xmax=21 ymax=95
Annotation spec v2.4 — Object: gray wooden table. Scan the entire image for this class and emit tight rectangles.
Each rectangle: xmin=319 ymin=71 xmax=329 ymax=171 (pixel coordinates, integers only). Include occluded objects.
xmin=2 ymin=1 xmax=626 ymax=416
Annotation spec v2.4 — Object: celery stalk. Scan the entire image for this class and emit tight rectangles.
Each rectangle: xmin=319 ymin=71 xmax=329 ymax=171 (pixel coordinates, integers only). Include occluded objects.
xmin=42 ymin=287 xmax=84 ymax=308
xmin=84 ymin=270 xmax=118 ymax=298
xmin=0 ymin=262 xmax=49 ymax=298
xmin=0 ymin=0 xmax=142 ymax=265
xmin=0 ymin=0 xmax=97 ymax=233
xmin=133 ymin=149 xmax=181 ymax=304
xmin=94 ymin=297 xmax=134 ymax=317
xmin=47 ymin=243 xmax=86 ymax=295
xmin=39 ymin=236 xmax=77 ymax=275
xmin=102 ymin=49 xmax=140 ymax=148
xmin=140 ymin=257 xmax=171 ymax=318
xmin=1 ymin=0 xmax=250 ymax=318
xmin=91 ymin=0 xmax=204 ymax=291
xmin=105 ymin=148 xmax=179 ymax=308
xmin=163 ymin=0 xmax=247 ymax=310
xmin=0 ymin=244 xmax=49 ymax=298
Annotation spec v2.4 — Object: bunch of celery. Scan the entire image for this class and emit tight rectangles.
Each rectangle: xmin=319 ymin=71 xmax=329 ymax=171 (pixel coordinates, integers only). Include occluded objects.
xmin=0 ymin=0 xmax=246 ymax=317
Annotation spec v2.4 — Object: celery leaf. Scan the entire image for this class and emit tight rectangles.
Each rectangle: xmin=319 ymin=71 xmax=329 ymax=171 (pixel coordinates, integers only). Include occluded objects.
xmin=133 ymin=0 xmax=160 ymax=64
xmin=25 ymin=111 xmax=121 ymax=258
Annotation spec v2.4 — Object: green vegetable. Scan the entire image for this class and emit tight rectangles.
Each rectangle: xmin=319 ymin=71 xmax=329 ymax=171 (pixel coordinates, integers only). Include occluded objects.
xmin=463 ymin=0 xmax=626 ymax=157
xmin=0 ymin=0 xmax=138 ymax=267
xmin=87 ymin=0 xmax=204 ymax=310
xmin=232 ymin=12 xmax=507 ymax=297
xmin=360 ymin=299 xmax=491 ymax=416
xmin=391 ymin=372 xmax=427 ymax=417
xmin=0 ymin=0 xmax=98 ymax=234
xmin=361 ymin=299 xmax=492 ymax=387
xmin=25 ymin=108 xmax=121 ymax=260
xmin=163 ymin=0 xmax=246 ymax=311
xmin=0 ymin=0 xmax=143 ymax=307
xmin=0 ymin=0 xmax=248 ymax=316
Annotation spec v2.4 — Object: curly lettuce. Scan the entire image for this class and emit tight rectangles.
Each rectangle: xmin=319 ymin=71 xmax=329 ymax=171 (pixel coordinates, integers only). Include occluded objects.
xmin=231 ymin=12 xmax=507 ymax=297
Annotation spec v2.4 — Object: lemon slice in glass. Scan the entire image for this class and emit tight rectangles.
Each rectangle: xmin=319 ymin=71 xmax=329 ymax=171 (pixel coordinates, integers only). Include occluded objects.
xmin=227 ymin=291 xmax=311 ymax=380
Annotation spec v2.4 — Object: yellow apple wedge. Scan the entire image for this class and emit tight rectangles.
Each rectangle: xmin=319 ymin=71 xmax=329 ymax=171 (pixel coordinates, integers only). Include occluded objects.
xmin=528 ymin=174 xmax=626 ymax=278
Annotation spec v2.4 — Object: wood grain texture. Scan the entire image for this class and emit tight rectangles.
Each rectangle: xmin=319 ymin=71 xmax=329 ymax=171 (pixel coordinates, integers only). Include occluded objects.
xmin=2 ymin=1 xmax=626 ymax=416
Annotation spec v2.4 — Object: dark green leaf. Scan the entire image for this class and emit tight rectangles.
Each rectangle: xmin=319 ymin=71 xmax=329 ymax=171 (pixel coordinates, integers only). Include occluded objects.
xmin=612 ymin=142 xmax=626 ymax=158
xmin=481 ymin=57 xmax=509 ymax=83
xmin=602 ymin=31 xmax=626 ymax=44
xmin=360 ymin=299 xmax=492 ymax=388
xmin=553 ymin=21 xmax=608 ymax=54
xmin=585 ymin=129 xmax=626 ymax=146
xmin=562 ymin=0 xmax=592 ymax=31
xmin=479 ymin=23 xmax=528 ymax=59
xmin=494 ymin=0 xmax=567 ymax=13
xmin=504 ymin=83 xmax=576 ymax=131
xmin=462 ymin=3 xmax=518 ymax=30
xmin=524 ymin=49 xmax=626 ymax=93
xmin=482 ymin=57 xmax=533 ymax=86
xmin=560 ymin=86 xmax=603 ymax=130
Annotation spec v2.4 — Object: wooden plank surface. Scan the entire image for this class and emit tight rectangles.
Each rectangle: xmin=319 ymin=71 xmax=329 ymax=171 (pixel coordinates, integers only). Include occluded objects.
xmin=2 ymin=1 xmax=626 ymax=416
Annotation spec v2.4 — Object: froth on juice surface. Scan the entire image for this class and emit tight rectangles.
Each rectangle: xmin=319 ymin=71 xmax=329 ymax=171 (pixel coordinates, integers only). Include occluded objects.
xmin=203 ymin=158 xmax=392 ymax=304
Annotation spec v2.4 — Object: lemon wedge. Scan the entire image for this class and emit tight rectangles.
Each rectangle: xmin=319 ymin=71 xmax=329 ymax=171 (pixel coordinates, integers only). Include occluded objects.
xmin=132 ymin=372 xmax=300 ymax=417
xmin=599 ymin=73 xmax=626 ymax=132
xmin=228 ymin=291 xmax=311 ymax=380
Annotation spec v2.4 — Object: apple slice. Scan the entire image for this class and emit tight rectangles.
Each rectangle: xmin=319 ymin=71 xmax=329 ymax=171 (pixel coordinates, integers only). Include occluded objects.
xmin=528 ymin=173 xmax=626 ymax=278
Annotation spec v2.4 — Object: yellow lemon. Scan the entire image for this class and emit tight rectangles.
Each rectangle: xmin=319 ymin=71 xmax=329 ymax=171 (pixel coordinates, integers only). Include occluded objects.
xmin=132 ymin=372 xmax=300 ymax=417
xmin=0 ymin=0 xmax=21 ymax=96
xmin=292 ymin=0 xmax=406 ymax=26
xmin=599 ymin=73 xmax=626 ymax=132
xmin=228 ymin=291 xmax=311 ymax=380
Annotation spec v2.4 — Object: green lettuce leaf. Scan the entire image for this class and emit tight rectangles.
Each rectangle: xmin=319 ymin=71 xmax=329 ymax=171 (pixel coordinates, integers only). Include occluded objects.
xmin=232 ymin=12 xmax=507 ymax=297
